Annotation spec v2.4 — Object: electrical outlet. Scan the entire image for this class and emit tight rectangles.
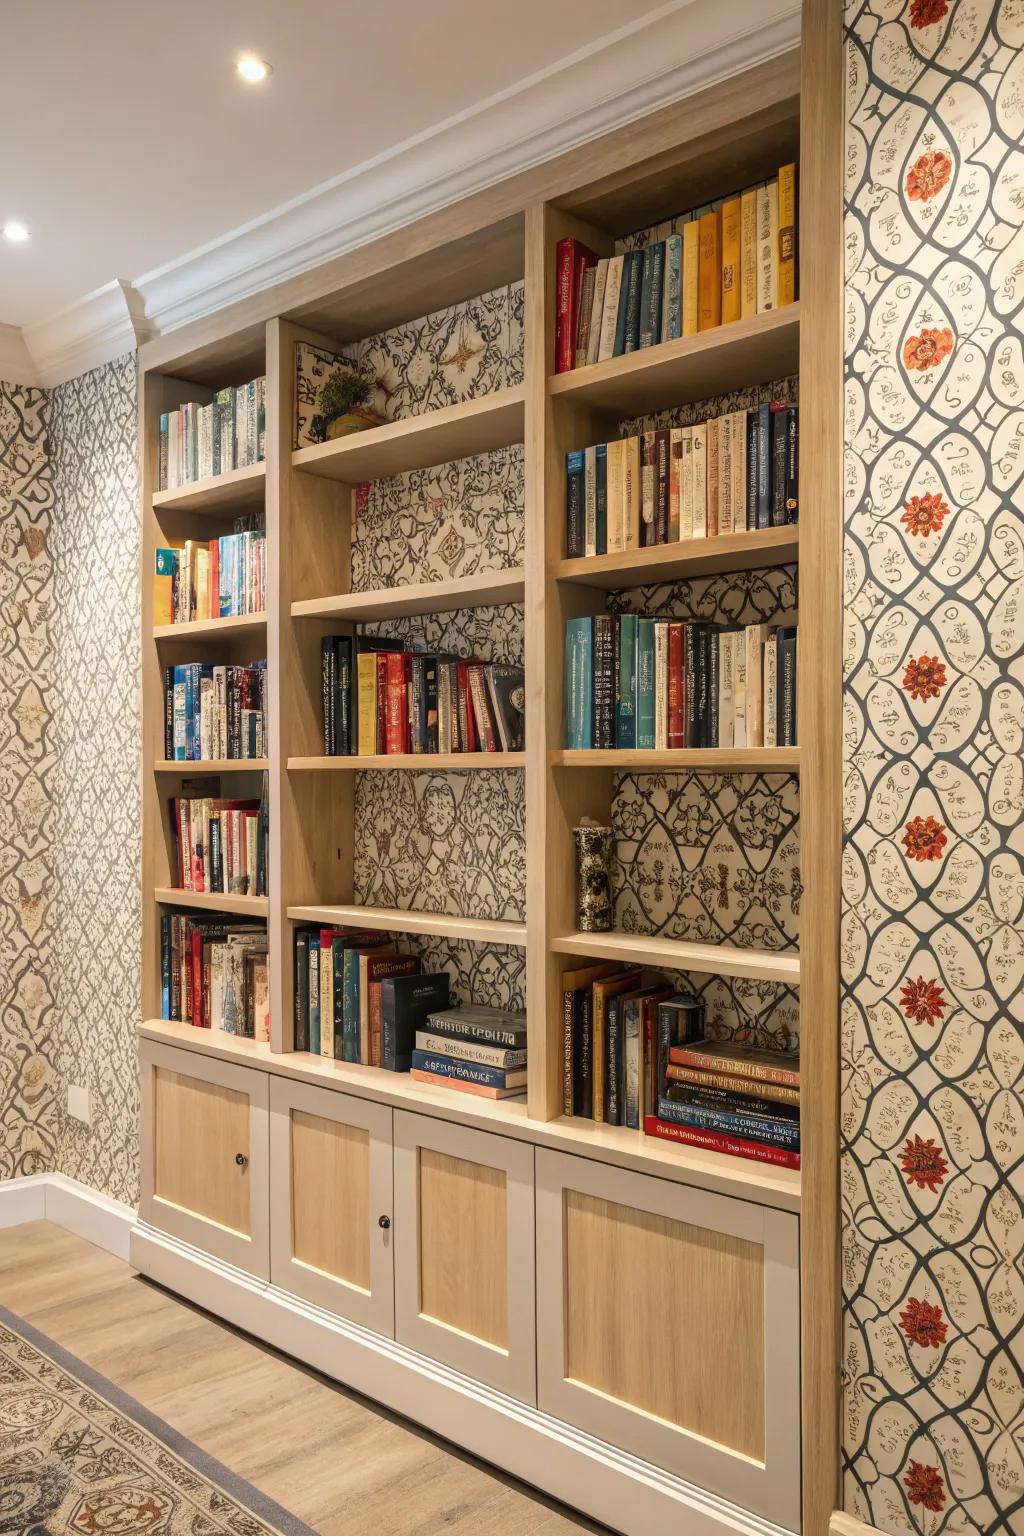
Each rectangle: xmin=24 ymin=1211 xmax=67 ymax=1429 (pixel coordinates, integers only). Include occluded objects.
xmin=67 ymin=1085 xmax=90 ymax=1125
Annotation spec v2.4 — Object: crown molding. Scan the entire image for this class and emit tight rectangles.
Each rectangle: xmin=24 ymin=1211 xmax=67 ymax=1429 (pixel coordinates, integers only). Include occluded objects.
xmin=0 ymin=323 xmax=38 ymax=388
xmin=16 ymin=0 xmax=799 ymax=387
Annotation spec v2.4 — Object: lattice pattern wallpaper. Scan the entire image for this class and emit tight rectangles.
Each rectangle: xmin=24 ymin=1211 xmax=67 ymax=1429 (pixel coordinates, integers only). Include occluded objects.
xmin=0 ymin=383 xmax=57 ymax=1178
xmin=843 ymin=4 xmax=1024 ymax=1532
xmin=48 ymin=355 xmax=141 ymax=1207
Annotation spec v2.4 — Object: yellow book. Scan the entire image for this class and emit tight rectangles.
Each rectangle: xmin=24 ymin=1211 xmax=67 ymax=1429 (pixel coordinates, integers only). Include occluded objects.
xmin=778 ymin=163 xmax=797 ymax=305
xmin=154 ymin=546 xmax=180 ymax=627
xmin=741 ymin=188 xmax=759 ymax=319
xmin=606 ymin=437 xmax=624 ymax=552
xmin=621 ymin=435 xmax=641 ymax=550
xmin=697 ymin=209 xmax=722 ymax=332
xmin=357 ymin=652 xmax=378 ymax=755
xmin=320 ymin=940 xmax=334 ymax=1059
xmin=682 ymin=220 xmax=700 ymax=336
xmin=721 ymin=197 xmax=742 ymax=326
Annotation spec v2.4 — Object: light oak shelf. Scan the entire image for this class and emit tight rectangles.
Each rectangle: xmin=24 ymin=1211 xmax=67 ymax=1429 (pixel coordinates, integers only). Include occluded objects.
xmin=551 ymin=930 xmax=800 ymax=983
xmin=554 ymin=526 xmax=799 ymax=587
xmin=152 ymin=462 xmax=266 ymax=515
xmin=154 ymin=758 xmax=268 ymax=773
xmin=291 ymin=566 xmax=526 ymax=621
xmin=548 ymin=305 xmax=800 ymax=415
xmin=287 ymin=903 xmax=526 ymax=948
xmin=137 ymin=1016 xmax=799 ymax=1211
xmin=153 ymin=612 xmax=266 ymax=640
xmin=291 ymin=386 xmax=525 ymax=482
xmin=551 ymin=747 xmax=800 ymax=771
xmin=153 ymin=887 xmax=269 ymax=918
xmin=289 ymin=753 xmax=525 ymax=771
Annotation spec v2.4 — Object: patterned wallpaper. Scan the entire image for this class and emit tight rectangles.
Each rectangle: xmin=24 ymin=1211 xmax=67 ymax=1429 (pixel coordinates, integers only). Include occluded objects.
xmin=0 ymin=384 xmax=57 ymax=1178
xmin=48 ymin=356 xmax=141 ymax=1207
xmin=842 ymin=4 xmax=1024 ymax=1533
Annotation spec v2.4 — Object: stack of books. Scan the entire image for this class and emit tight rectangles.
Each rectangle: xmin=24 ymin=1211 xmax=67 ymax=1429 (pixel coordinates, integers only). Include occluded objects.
xmin=649 ymin=1040 xmax=800 ymax=1170
xmin=159 ymin=376 xmax=266 ymax=488
xmin=160 ymin=914 xmax=269 ymax=1040
xmin=565 ymin=404 xmax=798 ymax=559
xmin=320 ymin=634 xmax=524 ymax=755
xmin=555 ymin=164 xmax=796 ymax=372
xmin=162 ymin=661 xmax=266 ymax=761
xmin=565 ymin=616 xmax=797 ymax=750
xmin=168 ymin=776 xmax=268 ymax=898
xmin=411 ymin=1005 xmax=528 ymax=1100
xmin=155 ymin=516 xmax=266 ymax=625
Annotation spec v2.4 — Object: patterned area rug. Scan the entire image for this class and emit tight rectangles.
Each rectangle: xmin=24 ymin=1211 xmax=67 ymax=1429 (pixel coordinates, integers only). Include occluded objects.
xmin=0 ymin=1304 xmax=316 ymax=1535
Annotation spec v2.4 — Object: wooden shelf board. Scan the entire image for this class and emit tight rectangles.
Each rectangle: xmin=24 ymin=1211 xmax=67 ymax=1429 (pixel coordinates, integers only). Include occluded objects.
xmin=137 ymin=1017 xmax=798 ymax=1211
xmin=551 ymin=930 xmax=800 ymax=983
xmin=551 ymin=747 xmax=800 ymax=771
xmin=151 ymin=462 xmax=266 ymax=514
xmin=291 ymin=387 xmax=525 ymax=482
xmin=288 ymin=753 xmax=525 ymax=771
xmin=154 ymin=887 xmax=269 ymax=918
xmin=291 ymin=566 xmax=526 ymax=621
xmin=286 ymin=903 xmax=526 ymax=948
xmin=554 ymin=526 xmax=798 ymax=588
xmin=152 ymin=613 xmax=267 ymax=641
xmin=548 ymin=306 xmax=800 ymax=415
xmin=153 ymin=758 xmax=268 ymax=773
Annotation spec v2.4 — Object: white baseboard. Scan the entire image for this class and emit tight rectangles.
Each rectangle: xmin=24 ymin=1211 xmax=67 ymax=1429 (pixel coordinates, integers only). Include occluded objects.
xmin=0 ymin=1174 xmax=136 ymax=1261
xmin=131 ymin=1220 xmax=797 ymax=1536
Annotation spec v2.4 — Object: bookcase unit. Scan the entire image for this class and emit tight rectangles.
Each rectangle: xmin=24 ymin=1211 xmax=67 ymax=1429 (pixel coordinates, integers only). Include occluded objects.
xmin=134 ymin=12 xmax=842 ymax=1535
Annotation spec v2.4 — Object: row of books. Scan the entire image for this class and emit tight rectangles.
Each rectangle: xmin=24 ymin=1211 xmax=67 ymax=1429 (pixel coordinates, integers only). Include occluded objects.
xmin=155 ymin=519 xmax=266 ymax=625
xmin=162 ymin=662 xmax=267 ymax=762
xmin=565 ymin=404 xmax=798 ymax=559
xmin=652 ymin=1040 xmax=800 ymax=1169
xmin=158 ymin=377 xmax=266 ymax=489
xmin=168 ymin=779 xmax=269 ymax=898
xmin=320 ymin=634 xmax=525 ymax=756
xmin=565 ymin=617 xmax=797 ymax=750
xmin=160 ymin=914 xmax=269 ymax=1040
xmin=555 ymin=165 xmax=796 ymax=372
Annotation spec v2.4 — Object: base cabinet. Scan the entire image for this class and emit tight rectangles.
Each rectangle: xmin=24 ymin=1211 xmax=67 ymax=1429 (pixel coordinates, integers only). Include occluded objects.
xmin=139 ymin=1040 xmax=270 ymax=1278
xmin=392 ymin=1110 xmax=536 ymax=1404
xmin=268 ymin=1077 xmax=395 ymax=1334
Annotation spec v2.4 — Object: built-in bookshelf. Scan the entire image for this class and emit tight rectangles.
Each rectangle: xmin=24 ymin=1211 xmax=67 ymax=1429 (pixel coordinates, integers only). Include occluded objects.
xmin=138 ymin=33 xmax=841 ymax=1532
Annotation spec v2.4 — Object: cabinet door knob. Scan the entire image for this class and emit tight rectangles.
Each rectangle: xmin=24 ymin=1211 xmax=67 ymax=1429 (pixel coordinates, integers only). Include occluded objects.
xmin=235 ymin=1153 xmax=248 ymax=1169
xmin=378 ymin=1214 xmax=391 ymax=1230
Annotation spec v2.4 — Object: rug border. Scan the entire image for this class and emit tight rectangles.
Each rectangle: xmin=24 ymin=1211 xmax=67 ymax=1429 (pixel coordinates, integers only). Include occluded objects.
xmin=0 ymin=1300 xmax=320 ymax=1536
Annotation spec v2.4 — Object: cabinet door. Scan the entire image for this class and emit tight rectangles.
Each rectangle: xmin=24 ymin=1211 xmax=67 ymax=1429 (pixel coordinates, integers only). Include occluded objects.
xmin=393 ymin=1111 xmax=535 ymax=1403
xmin=139 ymin=1040 xmax=269 ymax=1278
xmin=268 ymin=1077 xmax=394 ymax=1335
xmin=535 ymin=1149 xmax=800 ymax=1531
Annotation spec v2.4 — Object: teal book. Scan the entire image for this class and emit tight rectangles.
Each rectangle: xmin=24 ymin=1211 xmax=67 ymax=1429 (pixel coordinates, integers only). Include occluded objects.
xmin=636 ymin=618 xmax=656 ymax=749
xmin=341 ymin=944 xmax=362 ymax=1062
xmin=663 ymin=233 xmax=682 ymax=342
xmin=616 ymin=613 xmax=638 ymax=748
xmin=565 ymin=618 xmax=593 ymax=748
xmin=595 ymin=443 xmax=608 ymax=555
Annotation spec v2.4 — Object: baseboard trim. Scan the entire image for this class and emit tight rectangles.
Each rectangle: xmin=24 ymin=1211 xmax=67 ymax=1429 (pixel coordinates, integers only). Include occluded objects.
xmin=830 ymin=1515 xmax=885 ymax=1536
xmin=0 ymin=1174 xmax=136 ymax=1261
xmin=131 ymin=1221 xmax=797 ymax=1536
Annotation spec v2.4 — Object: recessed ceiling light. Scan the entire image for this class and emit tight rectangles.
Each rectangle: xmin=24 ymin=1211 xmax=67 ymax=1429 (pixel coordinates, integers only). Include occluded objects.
xmin=236 ymin=56 xmax=271 ymax=83
xmin=3 ymin=221 xmax=29 ymax=243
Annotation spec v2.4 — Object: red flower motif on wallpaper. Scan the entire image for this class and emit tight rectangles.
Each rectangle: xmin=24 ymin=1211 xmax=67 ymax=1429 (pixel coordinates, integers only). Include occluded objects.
xmin=899 ymin=977 xmax=948 ymax=1026
xmin=909 ymin=0 xmax=949 ymax=25
xmin=899 ymin=1297 xmax=948 ymax=1349
xmin=900 ymin=1135 xmax=950 ymax=1192
xmin=901 ymin=491 xmax=951 ymax=537
xmin=902 ymin=816 xmax=948 ymax=862
xmin=903 ymin=327 xmax=954 ymax=372
xmin=902 ymin=655 xmax=947 ymax=701
xmin=904 ymin=1460 xmax=946 ymax=1512
xmin=906 ymin=151 xmax=953 ymax=202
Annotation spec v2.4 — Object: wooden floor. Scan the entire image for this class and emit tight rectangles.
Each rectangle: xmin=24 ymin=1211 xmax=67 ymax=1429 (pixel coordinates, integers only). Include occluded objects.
xmin=0 ymin=1222 xmax=606 ymax=1536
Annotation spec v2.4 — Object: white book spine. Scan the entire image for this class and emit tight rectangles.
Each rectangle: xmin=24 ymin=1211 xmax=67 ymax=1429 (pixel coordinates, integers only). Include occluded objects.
xmin=586 ymin=260 xmax=609 ymax=366
xmin=199 ymin=675 xmax=213 ymax=760
xmin=745 ymin=624 xmax=767 ymax=747
xmin=691 ymin=423 xmax=707 ymax=542
xmin=764 ymin=633 xmax=778 ymax=747
xmin=654 ymin=622 xmax=668 ymax=749
xmin=597 ymin=255 xmax=624 ymax=362
xmin=719 ymin=414 xmax=734 ymax=535
xmin=719 ymin=631 xmax=735 ymax=749
xmin=734 ymin=631 xmax=747 ymax=748
xmin=731 ymin=412 xmax=747 ymax=534
xmin=641 ymin=432 xmax=656 ymax=546
xmin=584 ymin=446 xmax=597 ymax=559
xmin=757 ymin=182 xmax=777 ymax=313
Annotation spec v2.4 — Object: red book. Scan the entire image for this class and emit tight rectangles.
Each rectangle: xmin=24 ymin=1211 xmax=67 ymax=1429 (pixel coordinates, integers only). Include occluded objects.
xmin=644 ymin=1115 xmax=800 ymax=1170
xmin=554 ymin=238 xmax=597 ymax=373
xmin=191 ymin=926 xmax=206 ymax=1028
xmin=456 ymin=661 xmax=477 ymax=752
xmin=667 ymin=622 xmax=685 ymax=748
xmin=375 ymin=653 xmax=389 ymax=753
xmin=385 ymin=651 xmax=410 ymax=754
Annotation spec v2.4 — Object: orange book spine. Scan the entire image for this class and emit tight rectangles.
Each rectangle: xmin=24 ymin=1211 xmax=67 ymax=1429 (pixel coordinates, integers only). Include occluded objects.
xmin=778 ymin=163 xmax=797 ymax=305
xmin=721 ymin=198 xmax=742 ymax=325
xmin=697 ymin=210 xmax=722 ymax=332
xmin=682 ymin=220 xmax=700 ymax=337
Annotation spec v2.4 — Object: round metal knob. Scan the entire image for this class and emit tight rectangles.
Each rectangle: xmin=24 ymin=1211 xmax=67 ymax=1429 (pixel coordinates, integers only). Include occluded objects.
xmin=235 ymin=1153 xmax=248 ymax=1168
xmin=378 ymin=1214 xmax=391 ymax=1230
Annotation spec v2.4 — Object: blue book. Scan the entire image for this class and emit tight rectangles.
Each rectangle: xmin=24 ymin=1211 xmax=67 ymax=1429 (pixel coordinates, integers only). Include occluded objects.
xmin=565 ymin=449 xmax=585 ymax=559
xmin=595 ymin=443 xmax=608 ymax=555
xmin=308 ymin=938 xmax=321 ymax=1056
xmin=160 ymin=913 xmax=171 ymax=1018
xmin=340 ymin=942 xmax=360 ymax=1062
xmin=658 ymin=1096 xmax=801 ymax=1150
xmin=173 ymin=665 xmax=188 ymax=760
xmin=745 ymin=411 xmax=759 ymax=531
xmin=636 ymin=618 xmax=656 ymax=749
xmin=616 ymin=613 xmax=638 ymax=748
xmin=185 ymin=664 xmax=212 ymax=761
xmin=756 ymin=402 xmax=772 ymax=529
xmin=663 ymin=233 xmax=682 ymax=341
xmin=615 ymin=251 xmax=642 ymax=356
xmin=639 ymin=241 xmax=664 ymax=349
xmin=411 ymin=1051 xmax=526 ymax=1091
xmin=565 ymin=618 xmax=593 ymax=749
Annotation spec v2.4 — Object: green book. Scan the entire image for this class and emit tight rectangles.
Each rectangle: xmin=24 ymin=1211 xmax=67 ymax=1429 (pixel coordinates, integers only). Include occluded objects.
xmin=636 ymin=617 xmax=656 ymax=750
xmin=616 ymin=613 xmax=638 ymax=748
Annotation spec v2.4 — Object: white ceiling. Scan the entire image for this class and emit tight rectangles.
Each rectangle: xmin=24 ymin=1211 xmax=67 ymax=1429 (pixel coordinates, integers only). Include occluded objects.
xmin=0 ymin=0 xmax=653 ymax=329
